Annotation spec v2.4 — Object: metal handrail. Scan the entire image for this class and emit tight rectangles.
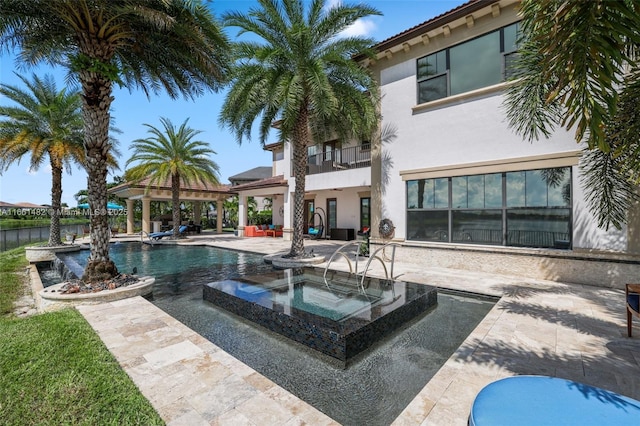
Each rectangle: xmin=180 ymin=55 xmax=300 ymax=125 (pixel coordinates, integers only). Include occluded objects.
xmin=323 ymin=240 xmax=401 ymax=293
xmin=323 ymin=241 xmax=360 ymax=277
xmin=358 ymin=242 xmax=402 ymax=289
xmin=139 ymin=230 xmax=155 ymax=246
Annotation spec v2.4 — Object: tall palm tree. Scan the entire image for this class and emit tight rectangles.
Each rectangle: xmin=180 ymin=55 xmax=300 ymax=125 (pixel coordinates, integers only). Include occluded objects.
xmin=220 ymin=0 xmax=380 ymax=258
xmin=0 ymin=0 xmax=229 ymax=282
xmin=125 ymin=117 xmax=220 ymax=238
xmin=503 ymin=0 xmax=640 ymax=229
xmin=0 ymin=73 xmax=89 ymax=246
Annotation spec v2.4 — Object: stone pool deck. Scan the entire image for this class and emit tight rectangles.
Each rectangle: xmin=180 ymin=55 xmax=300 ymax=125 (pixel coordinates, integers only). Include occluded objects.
xmin=76 ymin=232 xmax=640 ymax=425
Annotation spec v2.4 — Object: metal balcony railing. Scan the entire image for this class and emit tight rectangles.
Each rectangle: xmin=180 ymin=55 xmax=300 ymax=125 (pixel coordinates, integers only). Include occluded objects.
xmin=301 ymin=145 xmax=371 ymax=175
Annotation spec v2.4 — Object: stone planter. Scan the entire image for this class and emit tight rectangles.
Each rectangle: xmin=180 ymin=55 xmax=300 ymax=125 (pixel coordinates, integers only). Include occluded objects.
xmin=25 ymin=245 xmax=82 ymax=263
xmin=38 ymin=276 xmax=155 ymax=312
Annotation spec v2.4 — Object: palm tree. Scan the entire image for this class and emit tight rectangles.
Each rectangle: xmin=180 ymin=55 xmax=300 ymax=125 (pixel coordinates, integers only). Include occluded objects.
xmin=0 ymin=73 xmax=87 ymax=246
xmin=125 ymin=117 xmax=220 ymax=238
xmin=224 ymin=196 xmax=239 ymax=229
xmin=0 ymin=0 xmax=230 ymax=282
xmin=503 ymin=0 xmax=640 ymax=229
xmin=220 ymin=0 xmax=380 ymax=258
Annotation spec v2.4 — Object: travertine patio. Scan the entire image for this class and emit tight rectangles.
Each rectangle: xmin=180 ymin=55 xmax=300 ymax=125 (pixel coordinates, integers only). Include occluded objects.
xmin=76 ymin=234 xmax=640 ymax=425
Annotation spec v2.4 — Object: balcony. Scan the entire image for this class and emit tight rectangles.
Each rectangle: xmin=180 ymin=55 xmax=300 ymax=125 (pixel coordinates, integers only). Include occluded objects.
xmin=303 ymin=145 xmax=371 ymax=175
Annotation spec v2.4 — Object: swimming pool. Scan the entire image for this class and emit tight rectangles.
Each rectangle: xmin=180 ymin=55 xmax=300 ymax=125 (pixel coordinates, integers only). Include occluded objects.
xmin=59 ymin=243 xmax=497 ymax=425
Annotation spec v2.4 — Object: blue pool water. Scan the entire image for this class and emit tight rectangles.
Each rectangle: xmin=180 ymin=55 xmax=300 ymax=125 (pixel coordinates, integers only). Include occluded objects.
xmin=59 ymin=243 xmax=273 ymax=296
xmin=59 ymin=243 xmax=497 ymax=425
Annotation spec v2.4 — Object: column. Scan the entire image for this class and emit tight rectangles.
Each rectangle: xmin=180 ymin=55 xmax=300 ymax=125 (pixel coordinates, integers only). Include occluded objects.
xmin=193 ymin=201 xmax=202 ymax=225
xmin=371 ymin=107 xmax=383 ymax=242
xmin=283 ymin=191 xmax=292 ymax=241
xmin=627 ymin=186 xmax=640 ymax=253
xmin=126 ymin=199 xmax=134 ymax=234
xmin=216 ymin=199 xmax=223 ymax=234
xmin=237 ymin=195 xmax=246 ymax=237
xmin=142 ymin=196 xmax=151 ymax=234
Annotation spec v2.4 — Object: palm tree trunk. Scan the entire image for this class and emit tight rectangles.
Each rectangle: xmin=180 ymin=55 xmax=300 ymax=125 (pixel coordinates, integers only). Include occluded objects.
xmin=48 ymin=157 xmax=63 ymax=246
xmin=288 ymin=110 xmax=310 ymax=258
xmin=172 ymin=174 xmax=181 ymax=238
xmin=79 ymin=69 xmax=118 ymax=283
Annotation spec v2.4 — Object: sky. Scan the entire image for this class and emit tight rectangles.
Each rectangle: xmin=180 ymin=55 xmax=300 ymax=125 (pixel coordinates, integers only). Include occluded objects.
xmin=0 ymin=0 xmax=465 ymax=206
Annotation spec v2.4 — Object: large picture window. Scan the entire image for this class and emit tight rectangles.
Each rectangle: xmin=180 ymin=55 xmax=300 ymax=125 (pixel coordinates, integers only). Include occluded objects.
xmin=406 ymin=166 xmax=572 ymax=249
xmin=417 ymin=22 xmax=520 ymax=104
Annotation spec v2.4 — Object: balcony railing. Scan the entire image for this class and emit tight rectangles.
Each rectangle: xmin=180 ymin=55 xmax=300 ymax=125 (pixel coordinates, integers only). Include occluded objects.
xmin=302 ymin=145 xmax=371 ymax=175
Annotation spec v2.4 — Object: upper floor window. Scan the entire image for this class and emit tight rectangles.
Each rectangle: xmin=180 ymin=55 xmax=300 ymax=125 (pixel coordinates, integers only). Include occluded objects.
xmin=417 ymin=22 xmax=520 ymax=104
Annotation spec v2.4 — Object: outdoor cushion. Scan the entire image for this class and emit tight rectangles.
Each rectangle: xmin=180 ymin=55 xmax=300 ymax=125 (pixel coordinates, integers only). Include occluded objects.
xmin=629 ymin=293 xmax=640 ymax=313
xmin=469 ymin=375 xmax=640 ymax=426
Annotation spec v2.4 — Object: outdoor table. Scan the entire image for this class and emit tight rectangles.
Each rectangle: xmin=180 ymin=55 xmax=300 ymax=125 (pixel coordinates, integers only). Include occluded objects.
xmin=469 ymin=375 xmax=640 ymax=425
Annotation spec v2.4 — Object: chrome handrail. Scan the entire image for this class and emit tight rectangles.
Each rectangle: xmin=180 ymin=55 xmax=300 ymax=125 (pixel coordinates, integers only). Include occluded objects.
xmin=359 ymin=242 xmax=402 ymax=289
xmin=323 ymin=240 xmax=402 ymax=293
xmin=139 ymin=230 xmax=155 ymax=246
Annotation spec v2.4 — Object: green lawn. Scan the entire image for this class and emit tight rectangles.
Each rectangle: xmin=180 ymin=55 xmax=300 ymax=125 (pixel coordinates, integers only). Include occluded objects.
xmin=0 ymin=247 xmax=27 ymax=315
xmin=0 ymin=248 xmax=164 ymax=425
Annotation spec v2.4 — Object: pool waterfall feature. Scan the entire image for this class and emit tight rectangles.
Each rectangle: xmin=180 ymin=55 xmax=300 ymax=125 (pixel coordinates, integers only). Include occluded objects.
xmin=34 ymin=246 xmax=155 ymax=312
xmin=36 ymin=256 xmax=80 ymax=287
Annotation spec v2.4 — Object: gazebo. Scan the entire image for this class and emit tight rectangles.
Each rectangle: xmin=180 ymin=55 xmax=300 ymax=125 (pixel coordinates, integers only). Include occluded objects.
xmin=108 ymin=177 xmax=236 ymax=235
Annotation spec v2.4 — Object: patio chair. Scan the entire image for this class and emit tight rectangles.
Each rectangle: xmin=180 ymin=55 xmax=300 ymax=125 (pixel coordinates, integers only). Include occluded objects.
xmin=149 ymin=225 xmax=188 ymax=241
xmin=626 ymin=283 xmax=640 ymax=337
xmin=307 ymin=225 xmax=324 ymax=239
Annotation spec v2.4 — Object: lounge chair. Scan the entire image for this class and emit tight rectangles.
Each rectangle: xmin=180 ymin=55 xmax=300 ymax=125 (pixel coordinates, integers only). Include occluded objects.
xmin=149 ymin=225 xmax=188 ymax=240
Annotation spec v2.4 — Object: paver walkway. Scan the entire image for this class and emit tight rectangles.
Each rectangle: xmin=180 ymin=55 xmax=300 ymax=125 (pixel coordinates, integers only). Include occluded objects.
xmin=77 ymin=233 xmax=640 ymax=425
xmin=78 ymin=298 xmax=335 ymax=425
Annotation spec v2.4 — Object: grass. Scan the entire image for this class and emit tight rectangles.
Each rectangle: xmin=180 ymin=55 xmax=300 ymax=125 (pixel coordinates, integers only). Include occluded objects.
xmin=0 ymin=247 xmax=28 ymax=315
xmin=0 ymin=248 xmax=164 ymax=425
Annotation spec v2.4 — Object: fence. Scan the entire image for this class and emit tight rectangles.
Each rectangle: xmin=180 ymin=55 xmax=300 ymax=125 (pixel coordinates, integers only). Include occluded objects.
xmin=0 ymin=224 xmax=85 ymax=252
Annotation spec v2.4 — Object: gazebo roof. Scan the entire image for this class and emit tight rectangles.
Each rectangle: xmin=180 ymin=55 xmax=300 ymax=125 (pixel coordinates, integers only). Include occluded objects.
xmin=108 ymin=176 xmax=235 ymax=202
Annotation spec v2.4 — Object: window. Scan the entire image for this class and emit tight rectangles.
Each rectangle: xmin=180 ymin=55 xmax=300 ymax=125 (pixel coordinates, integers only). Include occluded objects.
xmin=406 ymin=166 xmax=572 ymax=249
xmin=502 ymin=21 xmax=520 ymax=79
xmin=327 ymin=198 xmax=337 ymax=234
xmin=360 ymin=197 xmax=370 ymax=231
xmin=417 ymin=50 xmax=447 ymax=102
xmin=417 ymin=22 xmax=520 ymax=104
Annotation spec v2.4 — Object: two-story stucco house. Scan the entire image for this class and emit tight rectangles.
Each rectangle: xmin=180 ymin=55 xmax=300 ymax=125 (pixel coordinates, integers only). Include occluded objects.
xmin=234 ymin=0 xmax=640 ymax=287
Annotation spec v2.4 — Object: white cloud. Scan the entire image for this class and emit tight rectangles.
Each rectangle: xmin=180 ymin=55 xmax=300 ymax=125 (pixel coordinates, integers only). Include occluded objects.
xmin=25 ymin=164 xmax=52 ymax=176
xmin=339 ymin=18 xmax=377 ymax=38
xmin=325 ymin=0 xmax=378 ymax=38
